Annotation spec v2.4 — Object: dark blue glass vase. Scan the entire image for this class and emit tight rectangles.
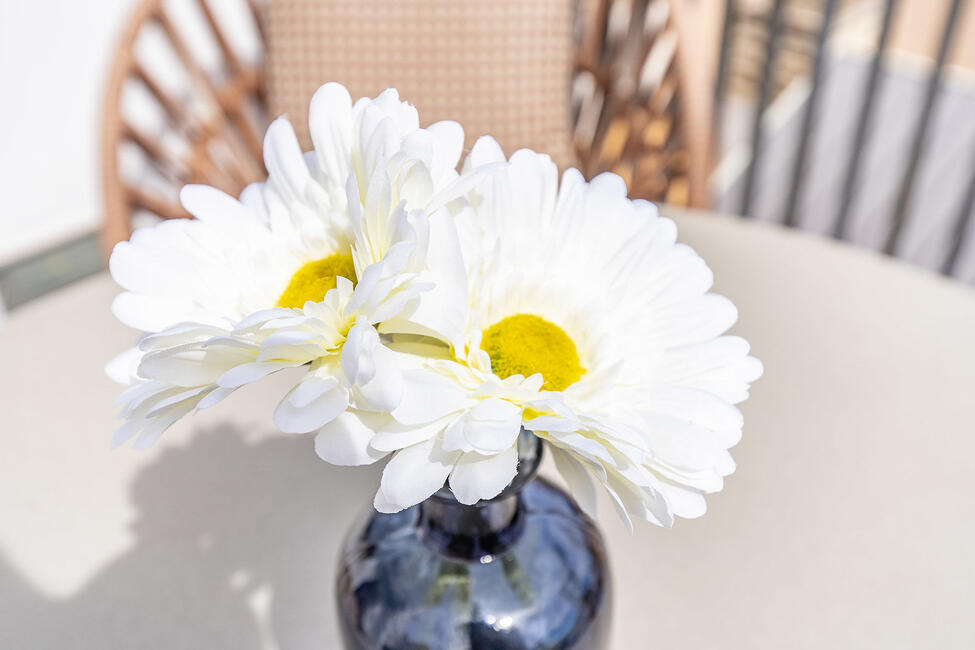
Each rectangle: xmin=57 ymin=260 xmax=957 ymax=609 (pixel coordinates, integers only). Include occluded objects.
xmin=336 ymin=430 xmax=611 ymax=649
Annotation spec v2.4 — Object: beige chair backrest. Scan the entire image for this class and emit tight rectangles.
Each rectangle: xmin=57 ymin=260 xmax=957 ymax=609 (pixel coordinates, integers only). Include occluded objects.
xmin=266 ymin=0 xmax=576 ymax=169
xmin=100 ymin=0 xmax=708 ymax=255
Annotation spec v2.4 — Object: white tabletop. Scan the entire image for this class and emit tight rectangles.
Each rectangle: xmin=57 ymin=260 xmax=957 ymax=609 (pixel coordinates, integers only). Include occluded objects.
xmin=2 ymin=210 xmax=974 ymax=649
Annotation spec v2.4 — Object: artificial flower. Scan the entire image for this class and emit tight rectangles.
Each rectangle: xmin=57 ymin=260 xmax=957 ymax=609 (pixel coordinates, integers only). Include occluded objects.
xmin=107 ymin=82 xmax=761 ymax=532
xmin=108 ymin=83 xmax=466 ymax=448
xmin=342 ymin=138 xmax=762 ymax=529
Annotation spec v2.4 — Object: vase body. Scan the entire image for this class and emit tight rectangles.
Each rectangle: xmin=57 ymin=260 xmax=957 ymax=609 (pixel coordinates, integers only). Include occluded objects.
xmin=335 ymin=433 xmax=611 ymax=649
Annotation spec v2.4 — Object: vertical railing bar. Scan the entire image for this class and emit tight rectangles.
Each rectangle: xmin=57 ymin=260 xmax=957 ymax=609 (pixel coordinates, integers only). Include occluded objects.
xmin=713 ymin=0 xmax=737 ymax=140
xmin=884 ymin=0 xmax=966 ymax=255
xmin=739 ymin=0 xmax=787 ymax=218
xmin=942 ymin=147 xmax=975 ymax=275
xmin=833 ymin=0 xmax=898 ymax=239
xmin=783 ymin=0 xmax=839 ymax=227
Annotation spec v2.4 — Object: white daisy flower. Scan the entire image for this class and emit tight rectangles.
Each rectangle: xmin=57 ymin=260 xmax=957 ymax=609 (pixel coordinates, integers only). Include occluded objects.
xmin=345 ymin=138 xmax=762 ymax=529
xmin=107 ymin=83 xmax=467 ymax=449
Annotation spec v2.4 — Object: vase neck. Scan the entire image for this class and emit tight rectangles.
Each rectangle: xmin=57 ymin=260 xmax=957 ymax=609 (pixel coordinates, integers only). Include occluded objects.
xmin=419 ymin=492 xmax=522 ymax=559
xmin=419 ymin=430 xmax=542 ymax=560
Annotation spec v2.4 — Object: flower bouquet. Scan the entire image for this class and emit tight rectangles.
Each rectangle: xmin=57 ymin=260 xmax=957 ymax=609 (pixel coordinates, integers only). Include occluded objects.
xmin=108 ymin=83 xmax=761 ymax=648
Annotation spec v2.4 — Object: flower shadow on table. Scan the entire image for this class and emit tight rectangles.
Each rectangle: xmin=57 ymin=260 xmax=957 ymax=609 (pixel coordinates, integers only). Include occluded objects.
xmin=0 ymin=424 xmax=381 ymax=649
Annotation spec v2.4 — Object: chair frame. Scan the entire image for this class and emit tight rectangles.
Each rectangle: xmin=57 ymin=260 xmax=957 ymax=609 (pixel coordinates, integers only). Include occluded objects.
xmin=101 ymin=0 xmax=710 ymax=256
xmin=101 ymin=0 xmax=268 ymax=255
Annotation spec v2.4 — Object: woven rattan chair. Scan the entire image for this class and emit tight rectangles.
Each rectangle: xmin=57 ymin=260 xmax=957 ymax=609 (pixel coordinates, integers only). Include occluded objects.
xmin=101 ymin=0 xmax=710 ymax=255
xmin=101 ymin=0 xmax=268 ymax=254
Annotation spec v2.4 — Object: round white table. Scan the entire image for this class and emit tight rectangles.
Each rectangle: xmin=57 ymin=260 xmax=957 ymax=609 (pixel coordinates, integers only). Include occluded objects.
xmin=2 ymin=210 xmax=974 ymax=649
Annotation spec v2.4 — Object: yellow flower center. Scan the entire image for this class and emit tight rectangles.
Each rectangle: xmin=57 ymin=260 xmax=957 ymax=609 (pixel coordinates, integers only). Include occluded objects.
xmin=480 ymin=314 xmax=584 ymax=391
xmin=276 ymin=253 xmax=357 ymax=308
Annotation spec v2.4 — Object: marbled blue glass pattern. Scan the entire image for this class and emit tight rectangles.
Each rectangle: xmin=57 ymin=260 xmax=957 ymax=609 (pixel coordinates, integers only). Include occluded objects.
xmin=336 ymin=432 xmax=611 ymax=649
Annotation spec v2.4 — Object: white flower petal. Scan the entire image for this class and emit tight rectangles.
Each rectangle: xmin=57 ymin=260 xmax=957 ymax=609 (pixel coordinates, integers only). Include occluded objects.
xmin=549 ymin=446 xmax=599 ymax=518
xmin=111 ymin=291 xmax=202 ymax=333
xmin=373 ymin=486 xmax=402 ymax=514
xmin=275 ymin=378 xmax=349 ymax=434
xmin=145 ymin=385 xmax=211 ymax=417
xmin=340 ymin=318 xmax=379 ymax=386
xmin=370 ymin=415 xmax=450 ymax=452
xmin=426 ymin=120 xmax=464 ymax=182
xmin=179 ymin=185 xmax=251 ymax=224
xmin=391 ymin=369 xmax=469 ymax=425
xmin=263 ymin=117 xmax=312 ymax=204
xmin=448 ymin=445 xmax=519 ymax=505
xmin=462 ymin=398 xmax=523 ymax=454
xmin=352 ymin=342 xmax=405 ymax=413
xmin=638 ymin=413 xmax=727 ymax=471
xmin=390 ymin=208 xmax=468 ymax=351
xmin=370 ymin=87 xmax=419 ymax=132
xmin=308 ymin=82 xmax=354 ymax=187
xmin=714 ymin=449 xmax=736 ymax=476
xmin=216 ymin=361 xmax=296 ymax=389
xmin=650 ymin=295 xmax=738 ymax=346
xmin=378 ymin=439 xmax=459 ymax=511
xmin=106 ymin=347 xmax=143 ymax=384
xmin=657 ymin=482 xmax=708 ymax=519
xmin=314 ymin=411 xmax=388 ymax=466
xmin=286 ymin=374 xmax=341 ymax=408
xmin=440 ymin=417 xmax=468 ymax=453
xmin=464 ymin=135 xmax=506 ymax=169
xmin=196 ymin=386 xmax=235 ymax=410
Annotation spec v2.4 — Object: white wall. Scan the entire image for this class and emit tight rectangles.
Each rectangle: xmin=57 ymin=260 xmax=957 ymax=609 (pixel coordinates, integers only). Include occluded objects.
xmin=0 ymin=0 xmax=139 ymax=265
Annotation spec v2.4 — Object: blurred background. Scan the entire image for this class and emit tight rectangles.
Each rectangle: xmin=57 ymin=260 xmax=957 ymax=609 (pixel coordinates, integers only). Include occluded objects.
xmin=1 ymin=0 xmax=974 ymax=313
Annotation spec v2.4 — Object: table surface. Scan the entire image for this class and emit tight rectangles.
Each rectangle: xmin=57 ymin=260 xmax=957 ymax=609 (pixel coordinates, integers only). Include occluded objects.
xmin=2 ymin=210 xmax=974 ymax=649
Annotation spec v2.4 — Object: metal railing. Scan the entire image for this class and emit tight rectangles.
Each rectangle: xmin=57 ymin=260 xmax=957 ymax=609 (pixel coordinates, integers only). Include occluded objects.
xmin=715 ymin=0 xmax=974 ymax=278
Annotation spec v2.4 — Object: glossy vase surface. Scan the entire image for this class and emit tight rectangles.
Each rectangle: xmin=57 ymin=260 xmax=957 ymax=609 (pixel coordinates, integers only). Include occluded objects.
xmin=335 ymin=431 xmax=611 ymax=649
